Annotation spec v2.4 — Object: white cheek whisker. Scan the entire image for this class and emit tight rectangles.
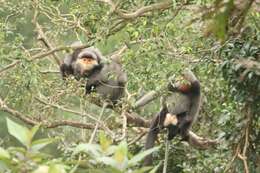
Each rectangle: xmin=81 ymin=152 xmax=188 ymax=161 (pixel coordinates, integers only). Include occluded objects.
xmin=163 ymin=113 xmax=178 ymax=127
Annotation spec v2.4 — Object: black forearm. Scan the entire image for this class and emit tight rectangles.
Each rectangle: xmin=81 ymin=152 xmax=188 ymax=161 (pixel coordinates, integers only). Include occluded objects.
xmin=60 ymin=64 xmax=73 ymax=78
xmin=85 ymin=80 xmax=100 ymax=94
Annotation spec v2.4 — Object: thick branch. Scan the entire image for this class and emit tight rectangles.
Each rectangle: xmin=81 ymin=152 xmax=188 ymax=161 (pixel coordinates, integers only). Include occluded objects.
xmin=235 ymin=59 xmax=260 ymax=74
xmin=187 ymin=131 xmax=218 ymax=149
xmin=133 ymin=91 xmax=160 ymax=109
xmin=0 ymin=93 xmax=218 ymax=149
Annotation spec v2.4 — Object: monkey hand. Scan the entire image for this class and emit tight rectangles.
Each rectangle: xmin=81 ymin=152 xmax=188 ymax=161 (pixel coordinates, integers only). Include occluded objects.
xmin=182 ymin=69 xmax=197 ymax=82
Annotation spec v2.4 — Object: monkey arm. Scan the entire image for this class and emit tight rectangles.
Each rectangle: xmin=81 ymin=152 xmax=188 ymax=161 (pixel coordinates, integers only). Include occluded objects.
xmin=60 ymin=63 xmax=74 ymax=78
xmin=178 ymin=117 xmax=192 ymax=140
xmin=168 ymin=69 xmax=200 ymax=94
xmin=182 ymin=69 xmax=198 ymax=83
xmin=85 ymin=79 xmax=100 ymax=94
xmin=60 ymin=54 xmax=74 ymax=78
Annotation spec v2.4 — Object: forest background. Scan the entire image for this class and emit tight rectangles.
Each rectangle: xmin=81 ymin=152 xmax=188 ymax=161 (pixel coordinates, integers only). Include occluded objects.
xmin=0 ymin=0 xmax=259 ymax=173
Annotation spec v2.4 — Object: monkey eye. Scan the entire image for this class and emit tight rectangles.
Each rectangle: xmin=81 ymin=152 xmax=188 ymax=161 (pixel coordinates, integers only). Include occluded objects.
xmin=81 ymin=56 xmax=94 ymax=62
xmin=82 ymin=58 xmax=92 ymax=62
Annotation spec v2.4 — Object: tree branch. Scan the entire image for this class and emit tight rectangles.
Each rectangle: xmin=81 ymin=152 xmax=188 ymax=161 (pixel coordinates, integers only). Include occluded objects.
xmin=32 ymin=2 xmax=62 ymax=65
xmin=0 ymin=92 xmax=218 ymax=149
xmin=0 ymin=97 xmax=95 ymax=129
xmin=235 ymin=59 xmax=260 ymax=74
xmin=98 ymin=0 xmax=174 ymax=19
xmin=0 ymin=60 xmax=20 ymax=75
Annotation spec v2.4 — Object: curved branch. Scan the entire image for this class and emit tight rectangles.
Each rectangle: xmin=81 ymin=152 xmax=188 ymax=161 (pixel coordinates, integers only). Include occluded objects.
xmin=29 ymin=44 xmax=90 ymax=61
xmin=99 ymin=0 xmax=173 ymax=19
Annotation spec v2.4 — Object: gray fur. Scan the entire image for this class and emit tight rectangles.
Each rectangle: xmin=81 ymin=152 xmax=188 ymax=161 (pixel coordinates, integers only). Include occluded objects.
xmin=60 ymin=44 xmax=127 ymax=104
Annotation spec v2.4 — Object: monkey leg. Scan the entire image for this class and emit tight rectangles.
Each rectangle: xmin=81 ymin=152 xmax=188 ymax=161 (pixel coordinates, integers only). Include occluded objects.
xmin=143 ymin=124 xmax=160 ymax=166
xmin=85 ymin=81 xmax=98 ymax=94
xmin=178 ymin=118 xmax=192 ymax=141
xmin=167 ymin=125 xmax=179 ymax=140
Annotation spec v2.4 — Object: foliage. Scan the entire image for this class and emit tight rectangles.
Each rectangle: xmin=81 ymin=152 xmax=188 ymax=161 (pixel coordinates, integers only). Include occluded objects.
xmin=72 ymin=132 xmax=160 ymax=173
xmin=0 ymin=0 xmax=259 ymax=172
xmin=220 ymin=37 xmax=260 ymax=104
xmin=0 ymin=119 xmax=159 ymax=173
xmin=218 ymin=32 xmax=260 ymax=171
xmin=0 ymin=118 xmax=62 ymax=173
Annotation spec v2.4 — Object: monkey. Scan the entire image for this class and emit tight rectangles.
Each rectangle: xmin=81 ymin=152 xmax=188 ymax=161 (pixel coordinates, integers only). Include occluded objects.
xmin=60 ymin=42 xmax=127 ymax=104
xmin=143 ymin=69 xmax=201 ymax=166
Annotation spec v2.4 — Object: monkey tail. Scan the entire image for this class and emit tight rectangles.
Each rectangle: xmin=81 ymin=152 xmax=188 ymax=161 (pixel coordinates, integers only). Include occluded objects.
xmin=143 ymin=117 xmax=160 ymax=166
xmin=143 ymin=107 xmax=168 ymax=166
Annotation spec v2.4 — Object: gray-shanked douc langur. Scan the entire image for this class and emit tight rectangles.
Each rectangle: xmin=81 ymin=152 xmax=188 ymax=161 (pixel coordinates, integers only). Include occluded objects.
xmin=143 ymin=69 xmax=201 ymax=166
xmin=60 ymin=42 xmax=127 ymax=105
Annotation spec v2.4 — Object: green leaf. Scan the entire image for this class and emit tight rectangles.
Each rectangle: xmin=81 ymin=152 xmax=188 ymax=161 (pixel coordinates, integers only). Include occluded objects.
xmin=99 ymin=131 xmax=112 ymax=152
xmin=29 ymin=124 xmax=40 ymax=141
xmin=0 ymin=161 xmax=9 ymax=172
xmin=113 ymin=141 xmax=128 ymax=164
xmin=149 ymin=161 xmax=162 ymax=173
xmin=96 ymin=156 xmax=118 ymax=168
xmin=0 ymin=147 xmax=10 ymax=160
xmin=31 ymin=138 xmax=56 ymax=152
xmin=73 ymin=143 xmax=101 ymax=158
xmin=32 ymin=165 xmax=49 ymax=173
xmin=128 ymin=146 xmax=160 ymax=166
xmin=49 ymin=164 xmax=66 ymax=173
xmin=112 ymin=141 xmax=128 ymax=171
xmin=132 ymin=167 xmax=152 ymax=173
xmin=106 ymin=145 xmax=117 ymax=155
xmin=6 ymin=118 xmax=30 ymax=148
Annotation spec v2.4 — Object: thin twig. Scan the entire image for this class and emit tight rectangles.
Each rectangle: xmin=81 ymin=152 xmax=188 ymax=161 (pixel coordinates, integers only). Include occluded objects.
xmin=35 ymin=97 xmax=114 ymax=137
xmin=0 ymin=97 xmax=95 ymax=129
xmin=128 ymin=131 xmax=146 ymax=146
xmin=32 ymin=1 xmax=61 ymax=65
xmin=88 ymin=103 xmax=108 ymax=144
xmin=163 ymin=135 xmax=170 ymax=173
xmin=0 ymin=61 xmax=21 ymax=75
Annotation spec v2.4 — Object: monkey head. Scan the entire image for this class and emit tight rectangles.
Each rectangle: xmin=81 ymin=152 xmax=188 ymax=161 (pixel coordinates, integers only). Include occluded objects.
xmin=60 ymin=44 xmax=127 ymax=104
xmin=60 ymin=46 xmax=104 ymax=79
xmin=72 ymin=48 xmax=102 ymax=77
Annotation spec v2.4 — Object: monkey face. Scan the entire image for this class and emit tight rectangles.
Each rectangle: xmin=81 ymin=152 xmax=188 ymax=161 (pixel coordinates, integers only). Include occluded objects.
xmin=73 ymin=55 xmax=99 ymax=76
